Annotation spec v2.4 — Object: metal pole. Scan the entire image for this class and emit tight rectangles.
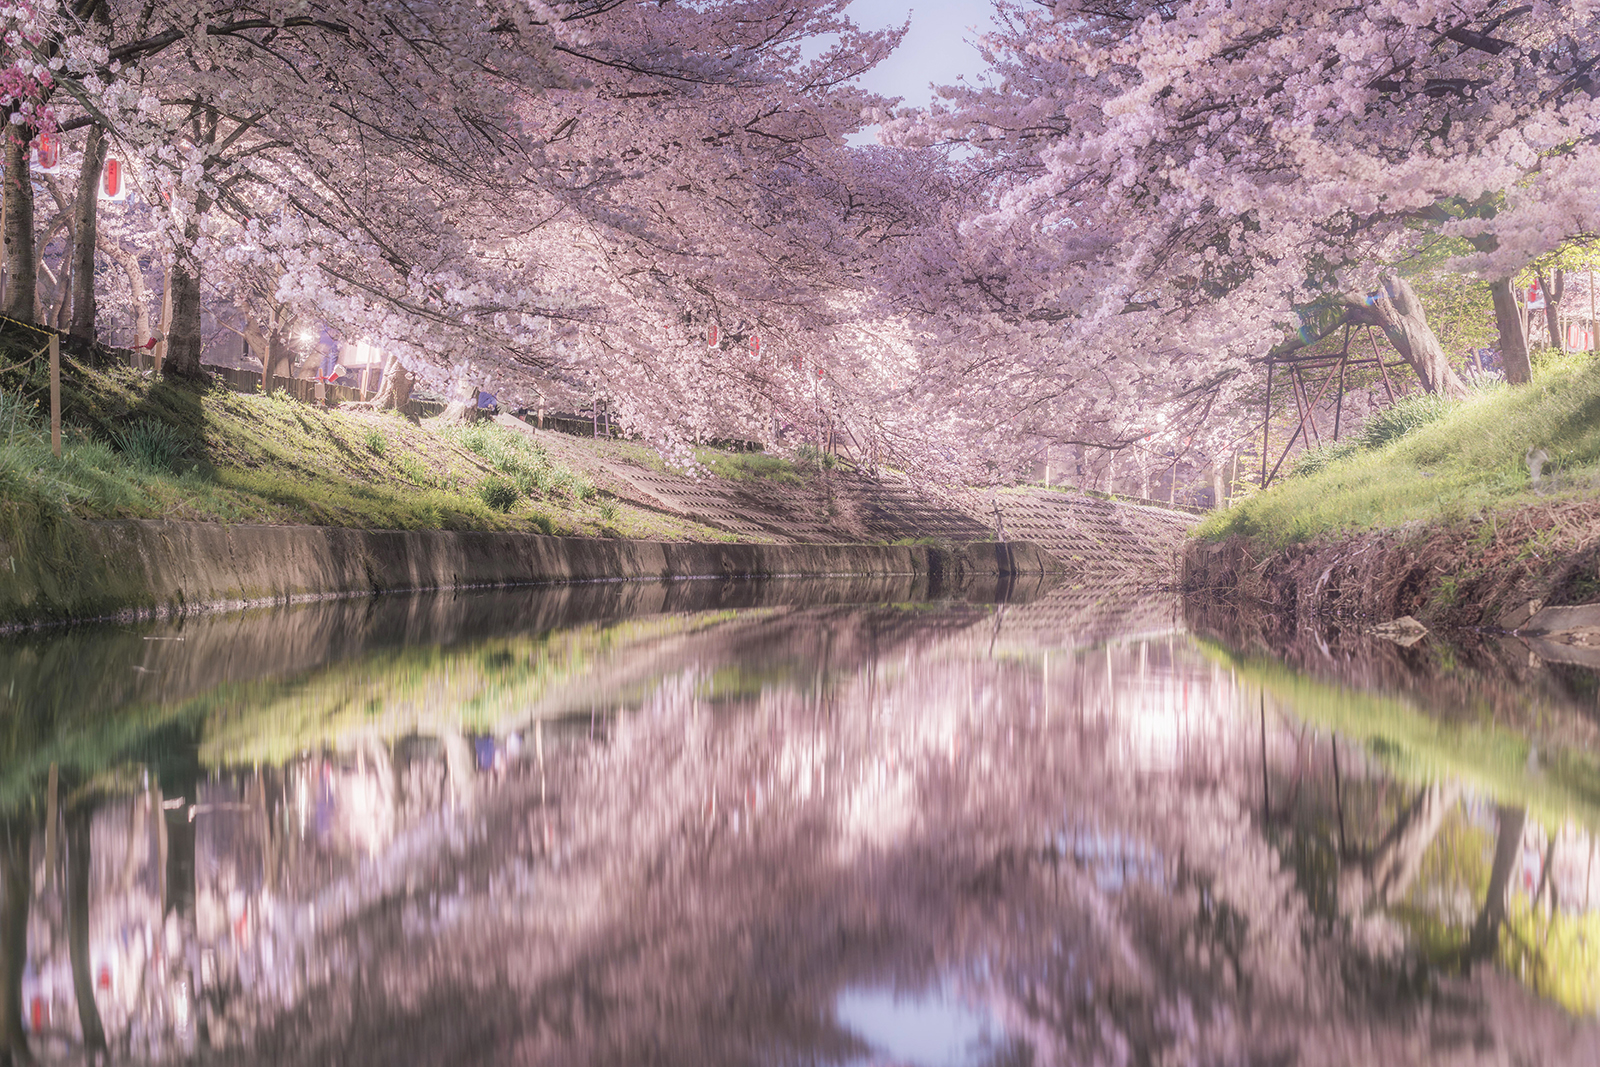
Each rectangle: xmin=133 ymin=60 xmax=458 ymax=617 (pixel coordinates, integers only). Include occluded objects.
xmin=49 ymin=332 xmax=60 ymax=457
xmin=1261 ymin=359 xmax=1273 ymax=487
xmin=1333 ymin=326 xmax=1351 ymax=440
xmin=1367 ymin=327 xmax=1398 ymax=402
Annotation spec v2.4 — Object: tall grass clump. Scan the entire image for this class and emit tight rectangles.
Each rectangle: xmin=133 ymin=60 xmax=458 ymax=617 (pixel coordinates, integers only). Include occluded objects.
xmin=450 ymin=422 xmax=586 ymax=492
xmin=478 ymin=476 xmax=521 ymax=512
xmin=1356 ymin=391 xmax=1455 ymax=449
xmin=0 ymin=388 xmax=38 ymax=445
xmin=1202 ymin=353 xmax=1600 ymax=548
xmin=110 ymin=419 xmax=191 ymax=472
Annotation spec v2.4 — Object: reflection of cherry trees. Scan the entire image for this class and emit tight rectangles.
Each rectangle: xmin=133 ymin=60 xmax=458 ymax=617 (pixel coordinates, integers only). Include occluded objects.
xmin=5 ymin=589 xmax=1600 ymax=1063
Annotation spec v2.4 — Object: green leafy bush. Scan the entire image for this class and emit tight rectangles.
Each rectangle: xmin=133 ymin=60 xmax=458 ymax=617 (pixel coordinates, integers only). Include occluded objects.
xmin=362 ymin=427 xmax=387 ymax=455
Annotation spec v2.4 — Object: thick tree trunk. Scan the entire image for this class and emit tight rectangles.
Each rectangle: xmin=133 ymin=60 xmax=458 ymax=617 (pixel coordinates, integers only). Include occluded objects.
xmin=368 ymin=353 xmax=413 ymax=411
xmin=433 ymin=375 xmax=480 ymax=425
xmin=0 ymin=819 xmax=30 ymax=1066
xmin=65 ymin=808 xmax=108 ymax=1058
xmin=68 ymin=126 xmax=108 ymax=342
xmin=266 ymin=336 xmax=295 ymax=388
xmin=162 ymin=256 xmax=205 ymax=380
xmin=1349 ymin=274 xmax=1469 ymax=399
xmin=1490 ymin=277 xmax=1533 ymax=384
xmin=162 ymin=189 xmax=211 ymax=381
xmin=2 ymin=132 xmax=37 ymax=324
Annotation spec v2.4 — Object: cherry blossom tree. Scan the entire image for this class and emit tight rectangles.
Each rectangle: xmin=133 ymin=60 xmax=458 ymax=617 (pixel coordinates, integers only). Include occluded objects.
xmin=877 ymin=0 xmax=1600 ymax=473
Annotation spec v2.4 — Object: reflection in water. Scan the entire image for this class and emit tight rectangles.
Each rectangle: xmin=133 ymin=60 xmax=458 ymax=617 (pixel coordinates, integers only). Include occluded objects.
xmin=0 ymin=581 xmax=1598 ymax=1064
xmin=836 ymin=985 xmax=1004 ymax=1067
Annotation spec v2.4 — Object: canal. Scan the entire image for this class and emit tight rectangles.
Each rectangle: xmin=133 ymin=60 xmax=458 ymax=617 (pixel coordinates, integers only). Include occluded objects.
xmin=1 ymin=576 xmax=1597 ymax=1064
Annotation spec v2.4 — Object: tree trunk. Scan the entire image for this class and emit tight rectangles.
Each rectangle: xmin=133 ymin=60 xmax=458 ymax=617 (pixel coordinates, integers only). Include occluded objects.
xmin=266 ymin=335 xmax=296 ymax=388
xmin=1338 ymin=782 xmax=1462 ymax=916
xmin=2 ymin=131 xmax=37 ymax=324
xmin=1349 ymin=274 xmax=1469 ymax=399
xmin=162 ymin=255 xmax=205 ymax=380
xmin=433 ymin=375 xmax=480 ymax=425
xmin=151 ymin=265 xmax=173 ymax=372
xmin=0 ymin=818 xmax=31 ymax=1065
xmin=1490 ymin=277 xmax=1533 ymax=384
xmin=1469 ymin=805 xmax=1527 ymax=960
xmin=1539 ymin=269 xmax=1565 ymax=352
xmin=66 ymin=808 xmax=108 ymax=1058
xmin=98 ymin=235 xmax=151 ymax=349
xmin=30 ymin=215 xmax=69 ymax=329
xmin=68 ymin=126 xmax=108 ymax=342
xmin=162 ymin=189 xmax=211 ymax=381
xmin=368 ymin=353 xmax=413 ymax=411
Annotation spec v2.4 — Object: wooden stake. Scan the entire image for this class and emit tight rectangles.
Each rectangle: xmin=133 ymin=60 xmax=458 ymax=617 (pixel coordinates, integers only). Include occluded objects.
xmin=49 ymin=332 xmax=60 ymax=457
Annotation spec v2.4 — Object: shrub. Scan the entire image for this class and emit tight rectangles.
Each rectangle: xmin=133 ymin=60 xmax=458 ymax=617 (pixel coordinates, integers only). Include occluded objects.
xmin=363 ymin=427 xmax=387 ymax=455
xmin=478 ymin=475 xmax=520 ymax=512
xmin=596 ymin=498 xmax=619 ymax=523
xmin=110 ymin=419 xmax=191 ymax=472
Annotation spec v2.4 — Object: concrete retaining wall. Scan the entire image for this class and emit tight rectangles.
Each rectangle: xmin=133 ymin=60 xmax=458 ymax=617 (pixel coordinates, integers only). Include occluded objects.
xmin=0 ymin=519 xmax=1061 ymax=628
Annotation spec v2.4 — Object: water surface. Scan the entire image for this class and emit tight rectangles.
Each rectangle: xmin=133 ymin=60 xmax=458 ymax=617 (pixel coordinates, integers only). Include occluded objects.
xmin=2 ymin=578 xmax=1597 ymax=1065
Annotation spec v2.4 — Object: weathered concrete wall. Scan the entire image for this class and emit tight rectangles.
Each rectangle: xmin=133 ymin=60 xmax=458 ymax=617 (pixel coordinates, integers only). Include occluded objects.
xmin=0 ymin=519 xmax=1061 ymax=628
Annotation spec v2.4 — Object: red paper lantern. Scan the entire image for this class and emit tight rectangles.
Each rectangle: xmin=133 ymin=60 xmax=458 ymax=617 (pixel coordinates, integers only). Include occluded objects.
xmin=35 ymin=133 xmax=57 ymax=170
xmin=102 ymin=158 xmax=122 ymax=198
xmin=750 ymin=334 xmax=760 ymax=358
xmin=707 ymin=323 xmax=719 ymax=347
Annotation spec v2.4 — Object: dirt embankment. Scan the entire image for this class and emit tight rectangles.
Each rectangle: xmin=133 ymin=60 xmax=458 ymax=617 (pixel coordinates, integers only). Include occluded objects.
xmin=1182 ymin=498 xmax=1600 ymax=630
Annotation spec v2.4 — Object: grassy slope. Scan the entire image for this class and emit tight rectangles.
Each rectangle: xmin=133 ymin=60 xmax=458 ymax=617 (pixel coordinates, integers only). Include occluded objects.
xmin=1199 ymin=350 xmax=1600 ymax=549
xmin=0 ymin=350 xmax=779 ymax=544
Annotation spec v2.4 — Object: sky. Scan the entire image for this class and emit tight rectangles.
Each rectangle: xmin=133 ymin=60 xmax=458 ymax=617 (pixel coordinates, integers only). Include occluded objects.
xmin=847 ymin=0 xmax=998 ymax=108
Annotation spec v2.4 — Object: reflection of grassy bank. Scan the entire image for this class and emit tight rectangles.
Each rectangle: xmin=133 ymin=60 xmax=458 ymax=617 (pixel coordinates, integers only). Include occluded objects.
xmin=1199 ymin=640 xmax=1600 ymax=829
xmin=196 ymin=612 xmax=746 ymax=766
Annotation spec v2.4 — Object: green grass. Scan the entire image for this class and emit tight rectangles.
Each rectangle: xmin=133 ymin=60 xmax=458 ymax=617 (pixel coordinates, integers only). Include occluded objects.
xmin=695 ymin=447 xmax=806 ymax=485
xmin=0 ymin=334 xmax=803 ymax=547
xmin=1201 ymin=350 xmax=1600 ymax=548
xmin=0 ymin=343 xmax=561 ymax=535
